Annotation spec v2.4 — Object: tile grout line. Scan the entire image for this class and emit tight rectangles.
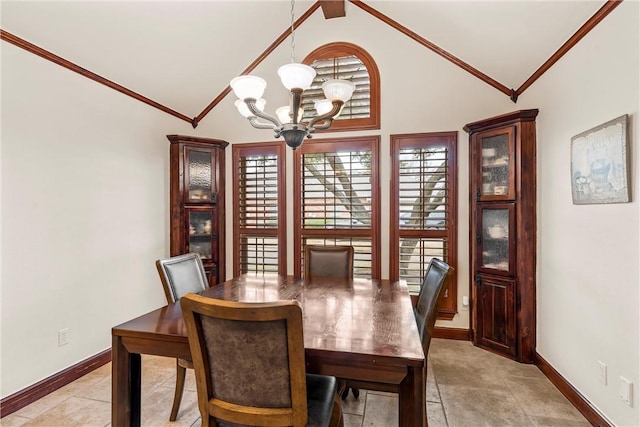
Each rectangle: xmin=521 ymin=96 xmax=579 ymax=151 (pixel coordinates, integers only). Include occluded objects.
xmin=430 ymin=358 xmax=450 ymax=427
xmin=360 ymin=391 xmax=367 ymax=427
xmin=501 ymin=375 xmax=537 ymax=427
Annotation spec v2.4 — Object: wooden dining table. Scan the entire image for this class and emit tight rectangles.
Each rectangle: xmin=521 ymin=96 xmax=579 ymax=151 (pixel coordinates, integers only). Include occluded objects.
xmin=112 ymin=275 xmax=426 ymax=427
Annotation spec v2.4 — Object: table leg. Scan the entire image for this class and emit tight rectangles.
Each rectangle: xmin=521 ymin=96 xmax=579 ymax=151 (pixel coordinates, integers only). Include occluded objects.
xmin=112 ymin=335 xmax=141 ymax=427
xmin=398 ymin=365 xmax=426 ymax=427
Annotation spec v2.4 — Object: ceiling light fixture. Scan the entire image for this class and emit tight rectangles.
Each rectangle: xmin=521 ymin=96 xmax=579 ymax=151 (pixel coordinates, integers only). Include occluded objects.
xmin=229 ymin=0 xmax=355 ymax=150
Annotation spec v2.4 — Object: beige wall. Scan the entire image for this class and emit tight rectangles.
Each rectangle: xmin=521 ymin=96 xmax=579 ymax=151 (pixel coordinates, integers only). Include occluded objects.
xmin=1 ymin=44 xmax=169 ymax=395
xmin=1 ymin=3 xmax=638 ymax=426
xmin=518 ymin=2 xmax=639 ymax=425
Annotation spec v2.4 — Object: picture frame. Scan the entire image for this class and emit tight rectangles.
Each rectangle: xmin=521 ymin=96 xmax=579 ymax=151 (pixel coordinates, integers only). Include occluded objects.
xmin=571 ymin=114 xmax=630 ymax=205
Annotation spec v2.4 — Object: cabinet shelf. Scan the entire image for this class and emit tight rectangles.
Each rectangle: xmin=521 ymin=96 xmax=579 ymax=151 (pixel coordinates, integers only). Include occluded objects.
xmin=482 ymin=163 xmax=509 ymax=169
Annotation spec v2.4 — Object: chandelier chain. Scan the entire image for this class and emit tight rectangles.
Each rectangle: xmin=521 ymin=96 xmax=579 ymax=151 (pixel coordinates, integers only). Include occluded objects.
xmin=290 ymin=0 xmax=295 ymax=63
xmin=229 ymin=0 xmax=355 ymax=150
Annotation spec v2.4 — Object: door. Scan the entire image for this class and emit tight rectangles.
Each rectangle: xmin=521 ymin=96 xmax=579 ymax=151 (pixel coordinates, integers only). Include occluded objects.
xmin=474 ymin=274 xmax=517 ymax=358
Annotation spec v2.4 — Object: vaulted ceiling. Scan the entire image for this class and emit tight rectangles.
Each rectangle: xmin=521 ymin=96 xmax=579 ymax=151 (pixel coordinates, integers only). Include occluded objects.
xmin=1 ymin=0 xmax=614 ymax=127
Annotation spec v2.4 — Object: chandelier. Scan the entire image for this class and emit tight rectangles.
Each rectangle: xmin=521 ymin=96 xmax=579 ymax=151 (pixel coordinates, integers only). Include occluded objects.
xmin=229 ymin=0 xmax=355 ymax=150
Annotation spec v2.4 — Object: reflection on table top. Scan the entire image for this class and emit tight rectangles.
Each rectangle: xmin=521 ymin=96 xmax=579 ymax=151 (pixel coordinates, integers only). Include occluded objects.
xmin=203 ymin=275 xmax=424 ymax=365
xmin=113 ymin=274 xmax=424 ymax=367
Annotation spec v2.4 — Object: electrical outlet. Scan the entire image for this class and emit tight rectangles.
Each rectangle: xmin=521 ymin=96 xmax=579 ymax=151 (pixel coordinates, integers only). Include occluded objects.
xmin=58 ymin=328 xmax=69 ymax=346
xmin=598 ymin=360 xmax=607 ymax=385
xmin=619 ymin=377 xmax=633 ymax=406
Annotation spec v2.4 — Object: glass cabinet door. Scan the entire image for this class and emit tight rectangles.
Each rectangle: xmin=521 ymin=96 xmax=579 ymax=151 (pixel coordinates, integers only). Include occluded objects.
xmin=476 ymin=127 xmax=516 ymax=201
xmin=186 ymin=207 xmax=217 ymax=262
xmin=186 ymin=148 xmax=216 ymax=203
xmin=477 ymin=203 xmax=515 ymax=276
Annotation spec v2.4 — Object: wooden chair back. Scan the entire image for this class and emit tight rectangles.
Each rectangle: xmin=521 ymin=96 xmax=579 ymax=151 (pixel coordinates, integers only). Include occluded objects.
xmin=180 ymin=294 xmax=309 ymax=427
xmin=304 ymin=245 xmax=354 ymax=279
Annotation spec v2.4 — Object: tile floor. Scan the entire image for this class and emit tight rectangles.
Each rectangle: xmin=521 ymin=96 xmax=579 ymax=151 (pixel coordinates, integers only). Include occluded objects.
xmin=1 ymin=339 xmax=590 ymax=427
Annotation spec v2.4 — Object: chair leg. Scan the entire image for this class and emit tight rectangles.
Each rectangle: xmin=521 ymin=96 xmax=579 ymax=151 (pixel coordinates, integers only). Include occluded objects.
xmin=339 ymin=382 xmax=360 ymax=400
xmin=330 ymin=393 xmax=344 ymax=427
xmin=170 ymin=361 xmax=186 ymax=421
xmin=338 ymin=379 xmax=348 ymax=400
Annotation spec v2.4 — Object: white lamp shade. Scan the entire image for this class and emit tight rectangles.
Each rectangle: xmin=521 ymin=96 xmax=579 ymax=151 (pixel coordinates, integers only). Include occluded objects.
xmin=314 ymin=99 xmax=333 ymax=116
xmin=230 ymin=75 xmax=267 ymax=100
xmin=277 ymin=63 xmax=316 ymax=91
xmin=276 ymin=106 xmax=304 ymax=124
xmin=235 ymin=98 xmax=266 ymax=118
xmin=322 ymin=79 xmax=356 ymax=102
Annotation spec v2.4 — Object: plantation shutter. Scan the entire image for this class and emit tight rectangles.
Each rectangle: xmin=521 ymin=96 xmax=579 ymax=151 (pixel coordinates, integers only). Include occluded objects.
xmin=295 ymin=137 xmax=380 ymax=279
xmin=234 ymin=145 xmax=285 ymax=275
xmin=302 ymin=55 xmax=370 ymax=121
xmin=397 ymin=145 xmax=452 ymax=292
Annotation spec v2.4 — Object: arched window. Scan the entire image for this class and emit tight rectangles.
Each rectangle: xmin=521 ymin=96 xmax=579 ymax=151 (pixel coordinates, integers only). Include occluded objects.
xmin=302 ymin=42 xmax=380 ymax=132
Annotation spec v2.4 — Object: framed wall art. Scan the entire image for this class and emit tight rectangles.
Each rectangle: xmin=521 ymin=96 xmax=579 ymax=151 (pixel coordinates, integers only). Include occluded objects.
xmin=571 ymin=114 xmax=630 ymax=205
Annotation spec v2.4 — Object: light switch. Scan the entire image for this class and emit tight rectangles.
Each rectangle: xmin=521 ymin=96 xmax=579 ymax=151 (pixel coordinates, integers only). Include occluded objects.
xmin=619 ymin=376 xmax=633 ymax=407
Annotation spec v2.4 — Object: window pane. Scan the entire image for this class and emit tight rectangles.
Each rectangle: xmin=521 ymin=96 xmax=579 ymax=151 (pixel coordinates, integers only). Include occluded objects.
xmin=239 ymin=235 xmax=279 ymax=274
xmin=392 ymin=133 xmax=456 ymax=308
xmin=399 ymin=237 xmax=448 ymax=293
xmin=239 ymin=154 xmax=279 ymax=228
xmin=297 ymin=137 xmax=379 ymax=279
xmin=301 ymin=151 xmax=372 ymax=229
xmin=234 ymin=144 xmax=285 ymax=277
xmin=398 ymin=147 xmax=449 ymax=231
xmin=302 ymin=55 xmax=370 ymax=121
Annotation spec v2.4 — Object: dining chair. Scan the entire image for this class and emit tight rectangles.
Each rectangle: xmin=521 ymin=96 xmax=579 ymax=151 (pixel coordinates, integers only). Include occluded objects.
xmin=155 ymin=252 xmax=209 ymax=422
xmin=304 ymin=245 xmax=358 ymax=401
xmin=180 ymin=293 xmax=341 ymax=427
xmin=415 ymin=258 xmax=454 ymax=356
xmin=304 ymin=245 xmax=354 ymax=279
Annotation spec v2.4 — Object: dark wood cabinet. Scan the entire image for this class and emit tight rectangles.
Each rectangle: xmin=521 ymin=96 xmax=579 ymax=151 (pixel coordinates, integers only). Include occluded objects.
xmin=464 ymin=109 xmax=538 ymax=363
xmin=167 ymin=135 xmax=228 ymax=286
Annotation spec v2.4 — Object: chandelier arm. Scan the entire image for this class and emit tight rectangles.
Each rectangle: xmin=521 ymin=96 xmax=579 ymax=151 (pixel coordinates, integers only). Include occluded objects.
xmin=248 ymin=117 xmax=279 ymax=130
xmin=244 ymin=98 xmax=282 ymax=127
xmin=291 ymin=88 xmax=303 ymax=124
xmin=307 ymin=100 xmax=343 ymax=131
xmin=309 ymin=118 xmax=335 ymax=131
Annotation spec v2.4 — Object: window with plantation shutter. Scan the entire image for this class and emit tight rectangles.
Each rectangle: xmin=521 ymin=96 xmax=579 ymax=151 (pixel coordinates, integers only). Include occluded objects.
xmin=303 ymin=42 xmax=380 ymax=132
xmin=391 ymin=132 xmax=458 ymax=320
xmin=233 ymin=142 xmax=286 ymax=276
xmin=294 ymin=136 xmax=380 ymax=279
